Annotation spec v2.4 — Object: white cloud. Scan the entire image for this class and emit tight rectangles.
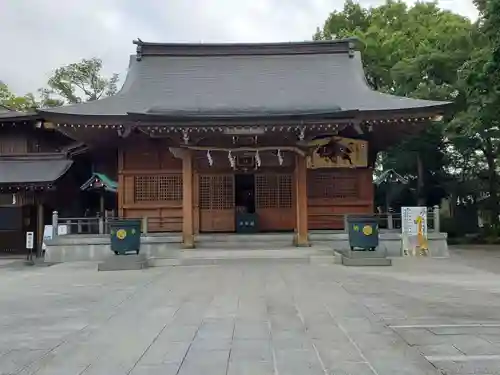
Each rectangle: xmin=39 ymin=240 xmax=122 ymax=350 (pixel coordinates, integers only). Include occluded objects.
xmin=0 ymin=0 xmax=477 ymax=95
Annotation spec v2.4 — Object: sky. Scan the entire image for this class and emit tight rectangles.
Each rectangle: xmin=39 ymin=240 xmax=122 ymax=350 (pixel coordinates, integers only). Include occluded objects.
xmin=0 ymin=0 xmax=478 ymax=96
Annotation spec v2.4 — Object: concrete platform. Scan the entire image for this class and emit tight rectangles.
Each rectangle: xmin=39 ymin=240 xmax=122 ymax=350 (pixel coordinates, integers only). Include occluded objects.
xmin=44 ymin=231 xmax=448 ymax=263
xmin=98 ymin=254 xmax=149 ymax=271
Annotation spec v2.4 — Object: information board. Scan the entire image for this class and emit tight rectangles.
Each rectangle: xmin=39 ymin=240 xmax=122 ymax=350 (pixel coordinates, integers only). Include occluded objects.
xmin=401 ymin=206 xmax=429 ymax=256
xmin=25 ymin=231 xmax=34 ymax=249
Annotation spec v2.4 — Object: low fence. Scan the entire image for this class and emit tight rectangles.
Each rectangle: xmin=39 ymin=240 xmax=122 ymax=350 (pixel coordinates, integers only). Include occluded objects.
xmin=57 ymin=217 xmax=108 ymax=235
xmin=309 ymin=206 xmax=439 ymax=232
xmin=51 ymin=206 xmax=440 ymax=236
xmin=51 ymin=213 xmax=183 ymax=236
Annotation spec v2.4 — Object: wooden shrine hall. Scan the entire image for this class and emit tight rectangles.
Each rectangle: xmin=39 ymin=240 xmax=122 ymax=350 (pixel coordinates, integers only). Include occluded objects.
xmin=40 ymin=38 xmax=450 ymax=248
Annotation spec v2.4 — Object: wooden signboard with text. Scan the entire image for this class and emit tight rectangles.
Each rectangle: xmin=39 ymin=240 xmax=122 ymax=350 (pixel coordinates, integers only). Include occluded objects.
xmin=307 ymin=136 xmax=368 ymax=169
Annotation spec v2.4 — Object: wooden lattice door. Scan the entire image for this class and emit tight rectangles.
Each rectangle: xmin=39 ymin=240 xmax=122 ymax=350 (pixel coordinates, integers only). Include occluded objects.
xmin=255 ymin=173 xmax=294 ymax=231
xmin=199 ymin=174 xmax=235 ymax=232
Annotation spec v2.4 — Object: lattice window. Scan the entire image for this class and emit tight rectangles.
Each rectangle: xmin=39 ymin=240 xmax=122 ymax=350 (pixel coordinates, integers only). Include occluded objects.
xmin=134 ymin=174 xmax=182 ymax=202
xmin=158 ymin=175 xmax=183 ymax=201
xmin=255 ymin=175 xmax=278 ymax=208
xmin=255 ymin=174 xmax=292 ymax=209
xmin=278 ymin=174 xmax=292 ymax=208
xmin=199 ymin=175 xmax=234 ymax=210
xmin=307 ymin=171 xmax=359 ymax=199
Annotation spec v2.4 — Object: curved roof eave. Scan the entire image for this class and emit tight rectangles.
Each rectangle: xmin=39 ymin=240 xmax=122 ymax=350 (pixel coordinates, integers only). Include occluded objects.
xmin=0 ymin=107 xmax=40 ymax=122
xmin=37 ymin=41 xmax=453 ymax=122
xmin=126 ymin=108 xmax=359 ymax=123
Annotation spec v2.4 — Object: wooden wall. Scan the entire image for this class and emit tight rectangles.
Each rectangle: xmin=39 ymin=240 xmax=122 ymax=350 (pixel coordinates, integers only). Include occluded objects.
xmin=119 ymin=139 xmax=374 ymax=233
xmin=119 ymin=139 xmax=183 ymax=232
xmin=307 ymin=168 xmax=373 ymax=230
xmin=0 ymin=127 xmax=72 ymax=155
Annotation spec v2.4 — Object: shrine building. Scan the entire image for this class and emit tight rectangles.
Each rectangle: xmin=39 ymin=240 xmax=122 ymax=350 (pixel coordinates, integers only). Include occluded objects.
xmin=39 ymin=39 xmax=450 ymax=248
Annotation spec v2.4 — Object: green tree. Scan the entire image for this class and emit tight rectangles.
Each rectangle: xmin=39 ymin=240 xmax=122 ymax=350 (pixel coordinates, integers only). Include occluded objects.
xmin=41 ymin=57 xmax=119 ymax=104
xmin=0 ymin=81 xmax=37 ymax=111
xmin=315 ymin=0 xmax=479 ymax=206
xmin=448 ymin=0 xmax=500 ymax=225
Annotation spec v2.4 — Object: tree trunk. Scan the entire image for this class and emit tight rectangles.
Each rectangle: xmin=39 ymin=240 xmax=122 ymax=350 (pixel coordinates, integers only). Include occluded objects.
xmin=485 ymin=140 xmax=499 ymax=226
xmin=416 ymin=153 xmax=426 ymax=206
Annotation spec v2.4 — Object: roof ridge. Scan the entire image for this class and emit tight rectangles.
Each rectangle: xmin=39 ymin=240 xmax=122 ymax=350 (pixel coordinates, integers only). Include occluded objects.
xmin=132 ymin=38 xmax=359 ymax=60
xmin=0 ymin=153 xmax=68 ymax=161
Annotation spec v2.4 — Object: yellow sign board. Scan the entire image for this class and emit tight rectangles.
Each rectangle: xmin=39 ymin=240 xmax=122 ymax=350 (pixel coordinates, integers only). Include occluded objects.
xmin=307 ymin=136 xmax=368 ymax=169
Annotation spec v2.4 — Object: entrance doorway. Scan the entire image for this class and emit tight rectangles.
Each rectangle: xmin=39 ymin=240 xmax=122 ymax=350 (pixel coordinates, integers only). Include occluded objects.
xmin=235 ymin=174 xmax=258 ymax=233
xmin=235 ymin=174 xmax=255 ymax=214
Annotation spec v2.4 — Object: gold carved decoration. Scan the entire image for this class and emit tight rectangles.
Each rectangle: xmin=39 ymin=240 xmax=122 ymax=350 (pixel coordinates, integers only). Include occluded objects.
xmin=307 ymin=136 xmax=368 ymax=169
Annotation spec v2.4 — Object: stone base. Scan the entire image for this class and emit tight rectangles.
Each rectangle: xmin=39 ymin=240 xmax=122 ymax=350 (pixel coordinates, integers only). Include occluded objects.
xmin=334 ymin=250 xmax=392 ymax=267
xmin=98 ymin=254 xmax=148 ymax=272
xmin=45 ymin=231 xmax=449 ymax=263
xmin=337 ymin=249 xmax=387 ymax=259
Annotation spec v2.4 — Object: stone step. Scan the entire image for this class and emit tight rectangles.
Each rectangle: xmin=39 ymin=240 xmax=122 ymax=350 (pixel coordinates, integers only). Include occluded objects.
xmin=148 ymin=248 xmax=334 ymax=267
xmin=181 ymin=248 xmax=319 ymax=259
xmin=195 ymin=240 xmax=295 ymax=250
xmin=341 ymin=257 xmax=392 ymax=267
xmin=180 ymin=257 xmax=311 ymax=266
xmin=98 ymin=254 xmax=149 ymax=271
xmin=336 ymin=249 xmax=387 ymax=259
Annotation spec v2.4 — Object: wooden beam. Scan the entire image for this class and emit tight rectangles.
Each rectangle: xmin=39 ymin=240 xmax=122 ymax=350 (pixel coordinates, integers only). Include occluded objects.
xmin=182 ymin=150 xmax=195 ymax=248
xmin=178 ymin=145 xmax=306 ymax=156
xmin=294 ymin=155 xmax=309 ymax=247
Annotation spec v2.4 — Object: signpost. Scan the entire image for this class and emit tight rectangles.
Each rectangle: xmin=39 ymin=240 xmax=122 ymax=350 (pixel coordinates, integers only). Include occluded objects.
xmin=401 ymin=207 xmax=429 ymax=257
xmin=26 ymin=231 xmax=34 ymax=261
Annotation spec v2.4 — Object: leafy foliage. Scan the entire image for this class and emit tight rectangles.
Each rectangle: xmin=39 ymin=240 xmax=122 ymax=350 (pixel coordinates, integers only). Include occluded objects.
xmin=0 ymin=82 xmax=37 ymax=111
xmin=1 ymin=57 xmax=119 ymax=111
xmin=446 ymin=0 xmax=500 ymax=224
xmin=42 ymin=58 xmax=119 ymax=104
xmin=315 ymin=0 xmax=477 ymax=207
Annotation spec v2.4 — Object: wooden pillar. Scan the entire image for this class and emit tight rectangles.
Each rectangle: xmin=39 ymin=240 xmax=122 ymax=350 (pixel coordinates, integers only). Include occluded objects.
xmin=36 ymin=197 xmax=44 ymax=257
xmin=117 ymin=149 xmax=124 ymax=218
xmin=182 ymin=150 xmax=195 ymax=248
xmin=294 ymin=154 xmax=309 ymax=246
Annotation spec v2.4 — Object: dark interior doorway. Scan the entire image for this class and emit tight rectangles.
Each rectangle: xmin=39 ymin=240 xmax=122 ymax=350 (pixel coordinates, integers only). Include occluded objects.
xmin=235 ymin=174 xmax=255 ymax=214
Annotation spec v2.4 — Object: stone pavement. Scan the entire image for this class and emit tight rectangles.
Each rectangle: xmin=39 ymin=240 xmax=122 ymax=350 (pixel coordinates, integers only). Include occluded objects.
xmin=0 ymin=247 xmax=500 ymax=374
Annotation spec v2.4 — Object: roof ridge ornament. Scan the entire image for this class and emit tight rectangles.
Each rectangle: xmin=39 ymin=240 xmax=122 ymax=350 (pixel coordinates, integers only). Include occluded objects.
xmin=135 ymin=38 xmax=143 ymax=61
xmin=348 ymin=41 xmax=355 ymax=58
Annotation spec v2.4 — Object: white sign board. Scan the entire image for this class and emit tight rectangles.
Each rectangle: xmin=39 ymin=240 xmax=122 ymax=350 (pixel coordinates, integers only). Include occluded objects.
xmin=42 ymin=225 xmax=52 ymax=251
xmin=57 ymin=225 xmax=68 ymax=236
xmin=26 ymin=231 xmax=34 ymax=249
xmin=41 ymin=224 xmax=69 ymax=250
xmin=401 ymin=207 xmax=429 ymax=256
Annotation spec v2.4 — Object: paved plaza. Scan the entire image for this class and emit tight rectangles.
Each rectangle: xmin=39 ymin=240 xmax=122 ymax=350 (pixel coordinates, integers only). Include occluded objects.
xmin=1 ymin=248 xmax=500 ymax=374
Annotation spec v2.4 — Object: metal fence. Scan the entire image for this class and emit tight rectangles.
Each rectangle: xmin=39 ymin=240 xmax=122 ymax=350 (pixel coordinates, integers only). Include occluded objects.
xmin=53 ymin=206 xmax=440 ymax=236
xmin=309 ymin=208 xmax=439 ymax=232
xmin=52 ymin=214 xmax=182 ymax=236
